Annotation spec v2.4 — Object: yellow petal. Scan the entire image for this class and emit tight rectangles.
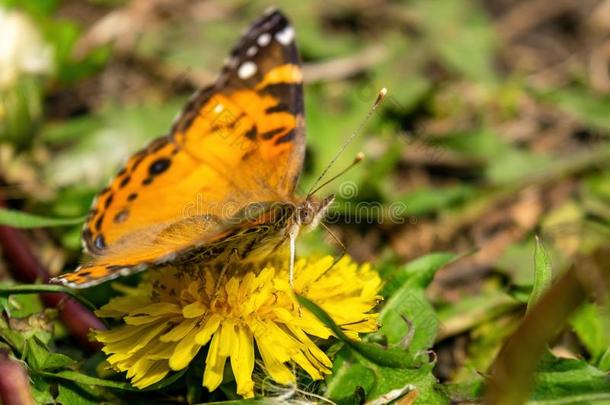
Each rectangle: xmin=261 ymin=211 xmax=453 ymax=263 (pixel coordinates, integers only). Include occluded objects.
xmin=129 ymin=302 xmax=182 ymax=317
xmin=203 ymin=331 xmax=227 ymax=392
xmin=182 ymin=301 xmax=207 ymax=318
xmin=131 ymin=360 xmax=170 ymax=388
xmin=106 ymin=322 xmax=168 ymax=356
xmin=231 ymin=326 xmax=255 ymax=398
xmin=254 ymin=322 xmax=295 ymax=385
xmin=218 ymin=321 xmax=237 ymax=358
xmin=195 ymin=313 xmax=222 ymax=345
xmin=94 ymin=324 xmax=144 ymax=344
xmin=168 ymin=328 xmax=201 ymax=371
xmin=160 ymin=319 xmax=196 ymax=342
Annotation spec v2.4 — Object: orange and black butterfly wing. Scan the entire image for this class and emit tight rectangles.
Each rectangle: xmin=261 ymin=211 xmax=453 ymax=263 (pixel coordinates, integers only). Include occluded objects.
xmin=53 ymin=9 xmax=305 ymax=288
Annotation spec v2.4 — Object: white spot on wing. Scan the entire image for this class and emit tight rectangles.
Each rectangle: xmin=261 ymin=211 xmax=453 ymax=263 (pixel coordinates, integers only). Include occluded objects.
xmin=214 ymin=103 xmax=224 ymax=113
xmin=257 ymin=33 xmax=271 ymax=47
xmin=238 ymin=61 xmax=257 ymax=80
xmin=246 ymin=46 xmax=257 ymax=57
xmin=275 ymin=26 xmax=294 ymax=45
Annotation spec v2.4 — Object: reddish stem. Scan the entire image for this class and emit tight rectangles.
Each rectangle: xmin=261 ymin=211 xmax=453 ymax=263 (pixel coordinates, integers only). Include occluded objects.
xmin=0 ymin=350 xmax=35 ymax=405
xmin=0 ymin=198 xmax=104 ymax=350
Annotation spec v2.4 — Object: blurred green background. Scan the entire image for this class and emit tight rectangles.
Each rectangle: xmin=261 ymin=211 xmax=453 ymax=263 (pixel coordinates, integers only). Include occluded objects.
xmin=0 ymin=0 xmax=609 ymax=404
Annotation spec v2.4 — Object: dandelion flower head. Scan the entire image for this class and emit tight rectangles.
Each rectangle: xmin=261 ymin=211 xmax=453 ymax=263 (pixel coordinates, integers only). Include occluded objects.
xmin=94 ymin=255 xmax=382 ymax=398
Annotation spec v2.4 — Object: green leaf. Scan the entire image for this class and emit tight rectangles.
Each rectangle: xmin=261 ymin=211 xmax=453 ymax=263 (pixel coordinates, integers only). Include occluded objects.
xmin=296 ymin=295 xmax=413 ymax=368
xmin=0 ymin=208 xmax=83 ymax=228
xmin=325 ymin=346 xmax=447 ymax=404
xmin=486 ymin=150 xmax=552 ymax=185
xmin=376 ymin=254 xmax=455 ymax=355
xmin=38 ymin=370 xmax=133 ymax=390
xmin=25 ymin=336 xmax=74 ymax=371
xmin=527 ymin=236 xmax=552 ymax=312
xmin=444 ymin=379 xmax=484 ymax=404
xmin=397 ymin=185 xmax=475 ymax=217
xmin=325 ymin=352 xmax=376 ymax=401
xmin=368 ymin=363 xmax=446 ymax=404
xmin=30 ymin=375 xmax=54 ymax=405
xmin=538 ymin=86 xmax=610 ymax=131
xmin=528 ymin=357 xmax=610 ymax=404
xmin=56 ymin=381 xmax=101 ymax=405
xmin=570 ymin=303 xmax=610 ymax=365
xmin=430 ymin=129 xmax=508 ymax=160
xmin=25 ymin=337 xmax=74 ymax=372
xmin=414 ymin=0 xmax=498 ymax=84
xmin=378 ymin=288 xmax=437 ymax=356
xmin=0 ymin=327 xmax=26 ymax=354
xmin=7 ymin=293 xmax=44 ymax=318
xmin=381 ymin=252 xmax=456 ymax=297
xmin=598 ymin=349 xmax=610 ymax=371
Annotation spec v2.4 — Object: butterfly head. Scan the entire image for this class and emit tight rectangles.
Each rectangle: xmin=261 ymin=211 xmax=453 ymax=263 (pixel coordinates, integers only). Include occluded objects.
xmin=295 ymin=194 xmax=334 ymax=231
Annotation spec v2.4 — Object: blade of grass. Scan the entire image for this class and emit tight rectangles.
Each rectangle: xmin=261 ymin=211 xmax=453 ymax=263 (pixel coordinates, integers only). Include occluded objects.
xmin=0 ymin=284 xmax=98 ymax=313
xmin=527 ymin=235 xmax=552 ymax=312
xmin=0 ymin=209 xmax=83 ymax=229
xmin=36 ymin=369 xmax=185 ymax=391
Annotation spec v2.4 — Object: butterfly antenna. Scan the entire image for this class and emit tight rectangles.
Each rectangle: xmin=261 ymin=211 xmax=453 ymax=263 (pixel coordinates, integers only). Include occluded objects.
xmin=306 ymin=88 xmax=387 ymax=197
xmin=308 ymin=152 xmax=364 ymax=196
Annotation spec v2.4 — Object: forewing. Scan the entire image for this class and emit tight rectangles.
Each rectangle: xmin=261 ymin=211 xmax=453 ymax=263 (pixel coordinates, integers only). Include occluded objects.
xmin=81 ymin=9 xmax=304 ymax=257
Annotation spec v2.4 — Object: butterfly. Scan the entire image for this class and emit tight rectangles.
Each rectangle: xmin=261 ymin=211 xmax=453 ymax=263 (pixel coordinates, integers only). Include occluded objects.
xmin=51 ymin=9 xmax=335 ymax=288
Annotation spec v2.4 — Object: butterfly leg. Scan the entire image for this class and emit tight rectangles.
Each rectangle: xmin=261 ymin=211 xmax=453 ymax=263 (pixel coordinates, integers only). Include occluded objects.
xmin=289 ymin=232 xmax=296 ymax=287
xmin=287 ymin=222 xmax=301 ymax=288
xmin=211 ymin=248 xmax=241 ymax=304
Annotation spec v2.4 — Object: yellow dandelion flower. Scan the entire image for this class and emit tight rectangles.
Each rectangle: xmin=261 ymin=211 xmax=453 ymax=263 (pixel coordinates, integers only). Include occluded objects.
xmin=93 ymin=255 xmax=382 ymax=398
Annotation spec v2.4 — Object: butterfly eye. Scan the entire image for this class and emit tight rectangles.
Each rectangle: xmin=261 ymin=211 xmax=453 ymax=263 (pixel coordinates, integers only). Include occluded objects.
xmin=298 ymin=207 xmax=313 ymax=225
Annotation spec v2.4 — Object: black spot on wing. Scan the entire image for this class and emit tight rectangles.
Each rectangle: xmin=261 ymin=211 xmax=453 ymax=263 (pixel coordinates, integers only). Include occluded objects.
xmin=119 ymin=176 xmax=130 ymax=188
xmin=127 ymin=193 xmax=138 ymax=201
xmin=275 ymin=129 xmax=296 ymax=145
xmin=261 ymin=127 xmax=286 ymax=140
xmin=259 ymin=82 xmax=300 ymax=100
xmin=114 ymin=209 xmax=129 ymax=224
xmin=245 ymin=126 xmax=257 ymax=140
xmin=94 ymin=215 xmax=104 ymax=231
xmin=265 ymin=103 xmax=291 ymax=114
xmin=241 ymin=149 xmax=255 ymax=161
xmin=149 ymin=158 xmax=171 ymax=176
xmin=94 ymin=235 xmax=106 ymax=251
xmin=259 ymin=82 xmax=303 ymax=118
xmin=103 ymin=194 xmax=114 ymax=209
